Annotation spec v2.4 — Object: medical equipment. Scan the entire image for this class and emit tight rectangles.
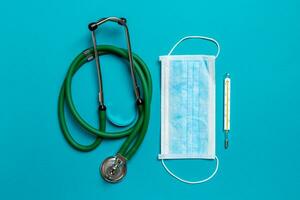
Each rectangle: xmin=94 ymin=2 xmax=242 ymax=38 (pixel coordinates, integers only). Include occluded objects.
xmin=58 ymin=17 xmax=152 ymax=183
xmin=224 ymin=73 xmax=231 ymax=149
xmin=159 ymin=36 xmax=220 ymax=184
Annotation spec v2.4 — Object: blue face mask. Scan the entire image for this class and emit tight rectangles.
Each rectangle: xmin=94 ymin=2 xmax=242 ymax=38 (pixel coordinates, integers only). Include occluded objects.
xmin=159 ymin=36 xmax=220 ymax=184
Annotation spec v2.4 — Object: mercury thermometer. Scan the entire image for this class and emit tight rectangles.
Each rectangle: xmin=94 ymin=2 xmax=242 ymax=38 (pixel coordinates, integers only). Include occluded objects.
xmin=224 ymin=73 xmax=231 ymax=149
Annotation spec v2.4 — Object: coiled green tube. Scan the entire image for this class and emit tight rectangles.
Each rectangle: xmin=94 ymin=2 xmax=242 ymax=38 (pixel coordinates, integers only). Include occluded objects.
xmin=58 ymin=45 xmax=152 ymax=160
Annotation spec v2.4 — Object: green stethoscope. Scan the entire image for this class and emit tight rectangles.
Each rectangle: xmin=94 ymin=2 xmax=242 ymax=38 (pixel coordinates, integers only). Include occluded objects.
xmin=58 ymin=17 xmax=152 ymax=183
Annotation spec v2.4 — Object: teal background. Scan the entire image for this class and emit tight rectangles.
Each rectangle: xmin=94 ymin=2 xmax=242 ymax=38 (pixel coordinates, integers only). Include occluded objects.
xmin=0 ymin=0 xmax=299 ymax=199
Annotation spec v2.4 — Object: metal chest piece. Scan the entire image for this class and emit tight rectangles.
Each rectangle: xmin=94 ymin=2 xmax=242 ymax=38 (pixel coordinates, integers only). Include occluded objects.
xmin=100 ymin=155 xmax=127 ymax=183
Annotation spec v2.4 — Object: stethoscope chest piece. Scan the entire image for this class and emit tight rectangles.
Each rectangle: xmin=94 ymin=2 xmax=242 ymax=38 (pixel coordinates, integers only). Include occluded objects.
xmin=100 ymin=155 xmax=127 ymax=183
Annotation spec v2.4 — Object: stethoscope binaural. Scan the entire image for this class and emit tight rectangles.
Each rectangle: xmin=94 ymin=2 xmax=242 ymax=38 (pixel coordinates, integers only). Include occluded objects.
xmin=58 ymin=17 xmax=152 ymax=183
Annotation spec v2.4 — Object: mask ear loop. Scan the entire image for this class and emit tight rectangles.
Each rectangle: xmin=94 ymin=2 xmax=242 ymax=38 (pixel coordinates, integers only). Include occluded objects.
xmin=161 ymin=35 xmax=220 ymax=184
xmin=161 ymin=156 xmax=219 ymax=184
xmin=167 ymin=35 xmax=220 ymax=58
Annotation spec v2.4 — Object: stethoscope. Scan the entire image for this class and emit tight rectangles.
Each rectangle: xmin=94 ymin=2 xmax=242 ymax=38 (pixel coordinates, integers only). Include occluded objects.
xmin=58 ymin=17 xmax=152 ymax=183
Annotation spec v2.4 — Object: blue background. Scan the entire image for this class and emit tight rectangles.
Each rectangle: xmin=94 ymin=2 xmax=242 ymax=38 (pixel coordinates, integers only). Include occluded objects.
xmin=0 ymin=0 xmax=299 ymax=199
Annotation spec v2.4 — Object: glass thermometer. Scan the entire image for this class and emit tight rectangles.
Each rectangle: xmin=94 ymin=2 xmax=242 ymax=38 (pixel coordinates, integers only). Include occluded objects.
xmin=224 ymin=73 xmax=231 ymax=149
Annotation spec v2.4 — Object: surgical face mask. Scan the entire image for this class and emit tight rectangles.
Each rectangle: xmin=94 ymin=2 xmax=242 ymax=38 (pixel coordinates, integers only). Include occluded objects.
xmin=159 ymin=36 xmax=220 ymax=184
